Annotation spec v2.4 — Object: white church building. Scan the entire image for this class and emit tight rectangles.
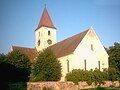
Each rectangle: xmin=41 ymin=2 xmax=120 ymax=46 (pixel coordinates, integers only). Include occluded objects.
xmin=10 ymin=7 xmax=109 ymax=81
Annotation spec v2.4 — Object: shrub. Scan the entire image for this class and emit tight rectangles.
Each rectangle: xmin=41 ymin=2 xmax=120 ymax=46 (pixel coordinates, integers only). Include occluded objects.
xmin=86 ymin=69 xmax=95 ymax=85
xmin=93 ymin=68 xmax=105 ymax=85
xmin=66 ymin=69 xmax=109 ymax=85
xmin=108 ymin=67 xmax=119 ymax=81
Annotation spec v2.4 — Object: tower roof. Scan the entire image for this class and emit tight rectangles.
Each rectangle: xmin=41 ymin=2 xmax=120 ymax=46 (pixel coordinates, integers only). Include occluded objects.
xmin=36 ymin=7 xmax=56 ymax=30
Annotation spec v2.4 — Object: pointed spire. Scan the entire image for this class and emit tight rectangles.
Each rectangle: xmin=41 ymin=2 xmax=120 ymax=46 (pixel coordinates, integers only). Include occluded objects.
xmin=36 ymin=7 xmax=56 ymax=30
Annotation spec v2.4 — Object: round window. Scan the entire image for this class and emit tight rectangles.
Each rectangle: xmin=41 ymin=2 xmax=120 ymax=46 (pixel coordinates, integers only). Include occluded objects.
xmin=47 ymin=39 xmax=52 ymax=45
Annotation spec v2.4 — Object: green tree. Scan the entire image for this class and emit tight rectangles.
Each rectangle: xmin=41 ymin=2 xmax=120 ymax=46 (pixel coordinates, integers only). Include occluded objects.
xmin=30 ymin=48 xmax=62 ymax=81
xmin=107 ymin=42 xmax=120 ymax=81
xmin=6 ymin=50 xmax=31 ymax=82
xmin=0 ymin=53 xmax=8 ymax=90
xmin=0 ymin=53 xmax=6 ymax=63
xmin=107 ymin=42 xmax=120 ymax=72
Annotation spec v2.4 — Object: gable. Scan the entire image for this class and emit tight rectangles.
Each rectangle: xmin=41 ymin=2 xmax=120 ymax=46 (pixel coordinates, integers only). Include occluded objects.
xmin=74 ymin=28 xmax=109 ymax=57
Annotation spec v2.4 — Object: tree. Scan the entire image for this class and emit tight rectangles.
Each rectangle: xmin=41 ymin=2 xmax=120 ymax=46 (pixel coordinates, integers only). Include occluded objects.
xmin=0 ymin=53 xmax=6 ymax=63
xmin=30 ymin=48 xmax=62 ymax=81
xmin=6 ymin=50 xmax=31 ymax=82
xmin=107 ymin=42 xmax=120 ymax=81
xmin=0 ymin=53 xmax=8 ymax=89
xmin=107 ymin=42 xmax=120 ymax=72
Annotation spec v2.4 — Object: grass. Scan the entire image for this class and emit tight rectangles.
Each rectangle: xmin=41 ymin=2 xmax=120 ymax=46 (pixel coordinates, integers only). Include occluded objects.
xmin=80 ymin=86 xmax=120 ymax=90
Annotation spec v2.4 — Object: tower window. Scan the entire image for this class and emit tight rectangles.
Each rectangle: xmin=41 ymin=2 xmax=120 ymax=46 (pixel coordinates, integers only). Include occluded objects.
xmin=84 ymin=60 xmax=86 ymax=70
xmin=91 ymin=44 xmax=94 ymax=51
xmin=48 ymin=31 xmax=50 ymax=35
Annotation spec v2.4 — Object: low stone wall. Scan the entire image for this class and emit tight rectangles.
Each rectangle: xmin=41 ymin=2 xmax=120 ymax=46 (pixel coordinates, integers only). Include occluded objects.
xmin=27 ymin=81 xmax=120 ymax=90
xmin=27 ymin=82 xmax=78 ymax=90
xmin=78 ymin=81 xmax=120 ymax=89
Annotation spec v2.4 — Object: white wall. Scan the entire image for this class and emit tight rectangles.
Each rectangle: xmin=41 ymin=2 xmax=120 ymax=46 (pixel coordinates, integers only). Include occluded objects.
xmin=74 ymin=29 xmax=109 ymax=71
xmin=58 ymin=54 xmax=75 ymax=81
xmin=59 ymin=28 xmax=109 ymax=81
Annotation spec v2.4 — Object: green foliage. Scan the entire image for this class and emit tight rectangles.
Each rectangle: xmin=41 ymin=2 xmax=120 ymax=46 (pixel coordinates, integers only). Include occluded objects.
xmin=0 ymin=53 xmax=6 ymax=63
xmin=30 ymin=48 xmax=62 ymax=81
xmin=66 ymin=69 xmax=84 ymax=84
xmin=93 ymin=69 xmax=106 ymax=85
xmin=0 ymin=51 xmax=31 ymax=89
xmin=66 ymin=69 xmax=95 ymax=84
xmin=86 ymin=69 xmax=95 ymax=85
xmin=8 ymin=82 xmax=27 ymax=90
xmin=107 ymin=42 xmax=120 ymax=73
xmin=6 ymin=50 xmax=31 ymax=70
xmin=1 ymin=50 xmax=31 ymax=82
xmin=66 ymin=69 xmax=109 ymax=85
xmin=108 ymin=67 xmax=120 ymax=81
xmin=107 ymin=42 xmax=120 ymax=81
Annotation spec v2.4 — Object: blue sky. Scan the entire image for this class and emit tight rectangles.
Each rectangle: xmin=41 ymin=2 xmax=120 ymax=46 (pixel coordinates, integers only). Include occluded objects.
xmin=0 ymin=0 xmax=120 ymax=54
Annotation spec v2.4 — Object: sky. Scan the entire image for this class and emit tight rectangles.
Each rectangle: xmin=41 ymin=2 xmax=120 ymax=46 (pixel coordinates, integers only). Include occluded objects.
xmin=0 ymin=0 xmax=120 ymax=54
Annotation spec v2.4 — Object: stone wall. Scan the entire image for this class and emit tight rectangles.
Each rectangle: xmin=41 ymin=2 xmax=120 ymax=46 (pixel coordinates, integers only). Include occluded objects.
xmin=27 ymin=82 xmax=78 ymax=90
xmin=27 ymin=81 xmax=120 ymax=90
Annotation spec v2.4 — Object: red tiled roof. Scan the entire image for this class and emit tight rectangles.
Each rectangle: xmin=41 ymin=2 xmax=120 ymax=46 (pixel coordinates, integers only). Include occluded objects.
xmin=50 ymin=29 xmax=89 ymax=58
xmin=12 ymin=46 xmax=37 ymax=63
xmin=36 ymin=7 xmax=55 ymax=30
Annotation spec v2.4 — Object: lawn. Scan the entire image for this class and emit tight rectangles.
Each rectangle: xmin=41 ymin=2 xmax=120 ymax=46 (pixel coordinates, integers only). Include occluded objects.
xmin=81 ymin=86 xmax=120 ymax=90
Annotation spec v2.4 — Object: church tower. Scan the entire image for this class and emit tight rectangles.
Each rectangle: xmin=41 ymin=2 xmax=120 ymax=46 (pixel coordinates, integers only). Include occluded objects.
xmin=35 ymin=7 xmax=57 ymax=52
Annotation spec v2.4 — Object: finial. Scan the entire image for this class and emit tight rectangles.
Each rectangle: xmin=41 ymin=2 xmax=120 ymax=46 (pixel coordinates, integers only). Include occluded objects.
xmin=90 ymin=26 xmax=93 ymax=30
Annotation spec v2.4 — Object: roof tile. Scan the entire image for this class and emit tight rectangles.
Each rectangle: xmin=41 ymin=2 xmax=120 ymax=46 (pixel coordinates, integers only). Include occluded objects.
xmin=36 ymin=7 xmax=55 ymax=30
xmin=50 ymin=29 xmax=89 ymax=58
xmin=12 ymin=46 xmax=37 ymax=63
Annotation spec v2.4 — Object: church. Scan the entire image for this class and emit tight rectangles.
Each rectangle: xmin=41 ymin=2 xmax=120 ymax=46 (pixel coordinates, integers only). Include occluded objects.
xmin=10 ymin=7 xmax=109 ymax=81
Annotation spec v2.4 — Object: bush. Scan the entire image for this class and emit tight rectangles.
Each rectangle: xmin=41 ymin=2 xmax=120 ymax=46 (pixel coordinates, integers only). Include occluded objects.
xmin=86 ymin=69 xmax=95 ymax=85
xmin=65 ymin=69 xmax=109 ymax=85
xmin=93 ymin=68 xmax=108 ymax=85
xmin=108 ymin=67 xmax=120 ymax=81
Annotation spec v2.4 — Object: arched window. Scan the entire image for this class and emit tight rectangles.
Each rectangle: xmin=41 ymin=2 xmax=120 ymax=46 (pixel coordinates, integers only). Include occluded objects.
xmin=98 ymin=61 xmax=100 ymax=70
xmin=48 ymin=31 xmax=50 ymax=35
xmin=91 ymin=44 xmax=94 ymax=51
xmin=84 ymin=60 xmax=86 ymax=70
xmin=67 ymin=60 xmax=69 ymax=72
